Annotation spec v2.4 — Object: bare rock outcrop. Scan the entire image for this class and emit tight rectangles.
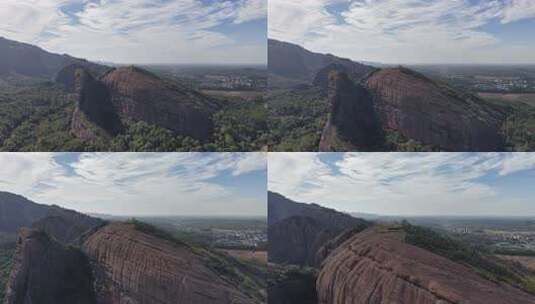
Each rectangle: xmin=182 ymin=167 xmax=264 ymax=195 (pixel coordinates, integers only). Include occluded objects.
xmin=70 ymin=67 xmax=122 ymax=140
xmin=268 ymin=192 xmax=369 ymax=267
xmin=3 ymin=228 xmax=95 ymax=304
xmin=365 ymin=67 xmax=506 ymax=151
xmin=319 ymin=71 xmax=383 ymax=151
xmin=83 ymin=222 xmax=258 ymax=304
xmin=269 ymin=216 xmax=334 ymax=267
xmin=317 ymin=227 xmax=535 ymax=304
xmin=100 ymin=66 xmax=220 ymax=141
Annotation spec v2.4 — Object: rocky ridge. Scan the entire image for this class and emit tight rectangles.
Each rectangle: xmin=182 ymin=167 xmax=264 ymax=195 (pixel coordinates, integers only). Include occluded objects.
xmin=316 ymin=227 xmax=534 ymax=304
xmin=83 ymin=222 xmax=259 ymax=304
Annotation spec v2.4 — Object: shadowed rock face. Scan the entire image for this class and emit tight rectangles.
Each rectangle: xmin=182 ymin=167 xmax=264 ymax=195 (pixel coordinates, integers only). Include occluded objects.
xmin=4 ymin=228 xmax=95 ymax=304
xmin=269 ymin=216 xmax=334 ymax=267
xmin=58 ymin=65 xmax=222 ymax=142
xmin=317 ymin=227 xmax=535 ymax=304
xmin=71 ymin=68 xmax=122 ymax=140
xmin=319 ymin=71 xmax=383 ymax=151
xmin=365 ymin=68 xmax=506 ymax=151
xmin=83 ymin=223 xmax=257 ymax=304
xmin=268 ymin=192 xmax=369 ymax=267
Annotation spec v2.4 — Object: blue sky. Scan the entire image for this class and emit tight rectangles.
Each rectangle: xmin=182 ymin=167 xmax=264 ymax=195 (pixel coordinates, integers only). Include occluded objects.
xmin=0 ymin=153 xmax=266 ymax=216
xmin=269 ymin=0 xmax=535 ymax=64
xmin=0 ymin=0 xmax=266 ymax=64
xmin=269 ymin=153 xmax=535 ymax=216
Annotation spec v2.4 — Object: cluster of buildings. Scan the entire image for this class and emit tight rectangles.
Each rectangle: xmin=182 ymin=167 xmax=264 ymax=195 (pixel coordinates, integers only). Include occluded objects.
xmin=201 ymin=75 xmax=257 ymax=90
xmin=210 ymin=228 xmax=267 ymax=249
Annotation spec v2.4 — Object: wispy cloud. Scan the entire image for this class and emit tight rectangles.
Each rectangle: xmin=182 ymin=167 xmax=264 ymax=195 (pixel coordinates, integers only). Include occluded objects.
xmin=0 ymin=152 xmax=266 ymax=216
xmin=0 ymin=0 xmax=267 ymax=64
xmin=268 ymin=153 xmax=535 ymax=216
xmin=269 ymin=0 xmax=535 ymax=64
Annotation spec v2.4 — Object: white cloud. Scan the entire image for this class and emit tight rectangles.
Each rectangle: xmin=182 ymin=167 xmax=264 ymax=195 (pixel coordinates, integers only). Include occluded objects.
xmin=0 ymin=152 xmax=266 ymax=216
xmin=268 ymin=153 xmax=535 ymax=216
xmin=0 ymin=0 xmax=266 ymax=64
xmin=269 ymin=0 xmax=535 ymax=64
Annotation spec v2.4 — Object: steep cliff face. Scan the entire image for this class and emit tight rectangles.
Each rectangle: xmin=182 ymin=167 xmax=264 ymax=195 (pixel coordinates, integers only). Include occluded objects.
xmin=268 ymin=192 xmax=369 ymax=266
xmin=316 ymin=227 xmax=535 ymax=304
xmin=319 ymin=71 xmax=383 ymax=151
xmin=269 ymin=216 xmax=334 ymax=266
xmin=3 ymin=228 xmax=95 ymax=304
xmin=71 ymin=68 xmax=122 ymax=140
xmin=100 ymin=67 xmax=219 ymax=141
xmin=83 ymin=223 xmax=258 ymax=304
xmin=365 ymin=68 xmax=506 ymax=151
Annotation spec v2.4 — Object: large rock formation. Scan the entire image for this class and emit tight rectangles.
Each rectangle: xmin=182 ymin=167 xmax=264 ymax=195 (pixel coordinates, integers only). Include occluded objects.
xmin=268 ymin=39 xmax=375 ymax=85
xmin=0 ymin=36 xmax=107 ymax=78
xmin=318 ymin=67 xmax=507 ymax=151
xmin=319 ymin=71 xmax=383 ymax=151
xmin=365 ymin=67 xmax=506 ymax=151
xmin=56 ymin=64 xmax=221 ymax=142
xmin=100 ymin=66 xmax=220 ymax=140
xmin=316 ymin=227 xmax=535 ymax=304
xmin=83 ymin=222 xmax=260 ymax=304
xmin=268 ymin=192 xmax=369 ymax=266
xmin=3 ymin=228 xmax=95 ymax=304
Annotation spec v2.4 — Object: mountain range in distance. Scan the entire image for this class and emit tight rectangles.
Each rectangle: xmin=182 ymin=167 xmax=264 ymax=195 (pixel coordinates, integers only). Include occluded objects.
xmin=267 ymin=191 xmax=535 ymax=304
xmin=0 ymin=191 xmax=266 ymax=304
xmin=0 ymin=36 xmax=267 ymax=152
xmin=268 ymin=39 xmax=535 ymax=152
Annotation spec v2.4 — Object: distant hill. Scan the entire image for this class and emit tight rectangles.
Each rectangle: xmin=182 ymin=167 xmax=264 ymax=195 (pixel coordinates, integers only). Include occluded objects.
xmin=268 ymin=192 xmax=369 ymax=266
xmin=0 ymin=36 xmax=108 ymax=78
xmin=268 ymin=39 xmax=376 ymax=87
xmin=0 ymin=191 xmax=102 ymax=237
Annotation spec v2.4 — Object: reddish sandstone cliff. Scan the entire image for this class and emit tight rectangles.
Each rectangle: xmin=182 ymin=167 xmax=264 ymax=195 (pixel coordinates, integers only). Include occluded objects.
xmin=100 ymin=67 xmax=220 ymax=141
xmin=4 ymin=228 xmax=95 ymax=304
xmin=316 ymin=227 xmax=534 ymax=304
xmin=83 ymin=223 xmax=258 ymax=304
xmin=365 ymin=68 xmax=506 ymax=151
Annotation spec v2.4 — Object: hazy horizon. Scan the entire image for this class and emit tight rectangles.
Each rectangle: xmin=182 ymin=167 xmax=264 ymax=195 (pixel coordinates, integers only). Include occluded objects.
xmin=0 ymin=0 xmax=267 ymax=65
xmin=0 ymin=153 xmax=267 ymax=217
xmin=269 ymin=0 xmax=535 ymax=65
xmin=269 ymin=153 xmax=535 ymax=217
